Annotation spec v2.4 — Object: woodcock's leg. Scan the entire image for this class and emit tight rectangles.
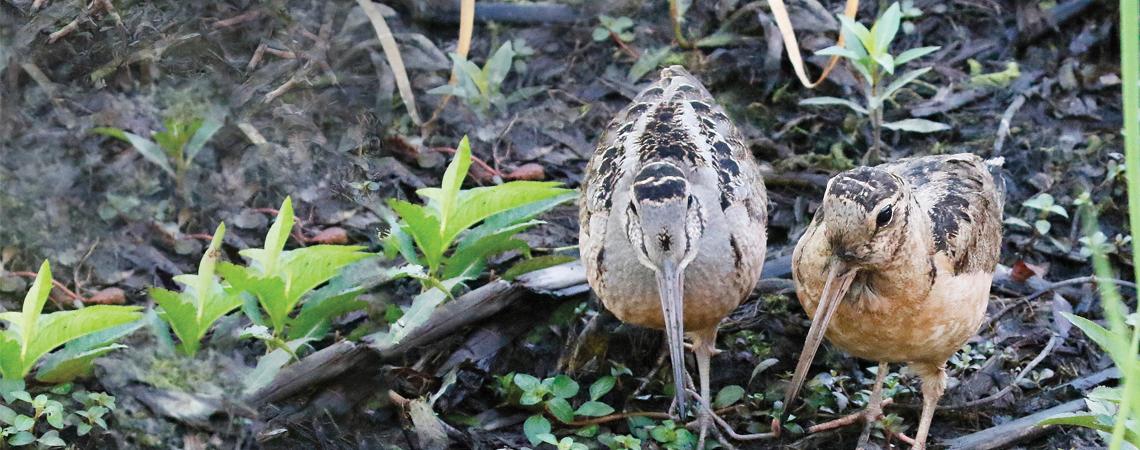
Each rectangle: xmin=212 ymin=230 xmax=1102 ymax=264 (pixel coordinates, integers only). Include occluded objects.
xmin=855 ymin=361 xmax=890 ymax=450
xmin=689 ymin=327 xmax=719 ymax=449
xmin=911 ymin=363 xmax=948 ymax=450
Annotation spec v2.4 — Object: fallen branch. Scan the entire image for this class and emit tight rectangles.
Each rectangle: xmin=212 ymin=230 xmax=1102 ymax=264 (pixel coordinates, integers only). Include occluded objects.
xmin=941 ymin=398 xmax=1084 ymax=450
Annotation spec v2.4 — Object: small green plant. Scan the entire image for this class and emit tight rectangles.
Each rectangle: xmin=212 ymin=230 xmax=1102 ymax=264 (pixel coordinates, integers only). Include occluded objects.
xmin=0 ymin=262 xmax=141 ymax=381
xmin=427 ymin=42 xmax=545 ymax=118
xmin=593 ymin=15 xmax=635 ymax=43
xmin=1005 ymin=193 xmax=1071 ymax=252
xmin=507 ymin=373 xmax=617 ymax=445
xmin=382 ymin=136 xmax=575 ymax=284
xmin=92 ymin=116 xmax=222 ymax=198
xmin=799 ymin=2 xmax=945 ymax=163
xmin=218 ymin=198 xmax=372 ymax=339
xmin=597 ymin=433 xmax=642 ymax=450
xmin=0 ymin=380 xmax=116 ymax=447
xmin=536 ymin=434 xmax=589 ymax=450
xmin=151 ymin=223 xmax=243 ymax=356
xmin=649 ymin=419 xmax=696 ymax=449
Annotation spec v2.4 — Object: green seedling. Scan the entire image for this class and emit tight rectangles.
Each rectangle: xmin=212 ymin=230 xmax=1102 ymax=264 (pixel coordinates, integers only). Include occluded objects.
xmin=1005 ymin=193 xmax=1071 ymax=252
xmin=510 ymin=373 xmax=618 ymax=445
xmin=0 ymin=381 xmax=115 ymax=447
xmin=427 ymin=42 xmax=545 ymax=118
xmin=649 ymin=419 xmax=697 ymax=449
xmin=593 ymin=15 xmax=635 ymax=43
xmin=151 ymin=223 xmax=243 ymax=356
xmin=218 ymin=197 xmax=372 ymax=339
xmin=382 ymin=136 xmax=575 ymax=284
xmin=536 ymin=434 xmax=588 ymax=450
xmin=799 ymin=2 xmax=945 ymax=163
xmin=0 ymin=262 xmax=141 ymax=381
xmin=92 ymin=116 xmax=222 ymax=198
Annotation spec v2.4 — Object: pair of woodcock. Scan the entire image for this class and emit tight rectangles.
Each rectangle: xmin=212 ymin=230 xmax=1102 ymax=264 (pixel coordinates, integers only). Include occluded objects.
xmin=579 ymin=66 xmax=1003 ymax=449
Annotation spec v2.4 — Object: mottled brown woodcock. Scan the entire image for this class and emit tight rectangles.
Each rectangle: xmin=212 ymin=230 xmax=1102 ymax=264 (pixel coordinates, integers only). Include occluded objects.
xmin=781 ymin=153 xmax=1004 ymax=449
xmin=579 ymin=66 xmax=768 ymax=445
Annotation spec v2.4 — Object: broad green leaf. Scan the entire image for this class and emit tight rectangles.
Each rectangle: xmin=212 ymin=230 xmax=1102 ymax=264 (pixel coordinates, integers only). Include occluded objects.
xmin=574 ymin=401 xmax=615 ymax=417
xmin=882 ymin=118 xmax=951 ymax=133
xmin=877 ymin=67 xmax=932 ymax=105
xmin=628 ymin=47 xmax=671 ymax=83
xmin=523 ymin=414 xmax=551 ymax=446
xmin=546 ymin=397 xmax=575 ymax=423
xmin=35 ymin=320 xmax=142 ymax=382
xmin=217 ymin=262 xmax=288 ymax=332
xmin=894 ymin=46 xmax=940 ymax=66
xmin=457 ymin=192 xmax=576 ymax=249
xmin=452 ymin=54 xmax=489 ymax=98
xmin=288 ymin=292 xmax=367 ymax=341
xmin=873 ymin=52 xmax=896 ymax=74
xmin=440 ymin=182 xmax=573 ymax=246
xmin=9 ymin=431 xmax=34 ymax=446
xmin=514 ymin=373 xmax=541 ymax=391
xmin=195 ymin=222 xmax=226 ymax=313
xmin=279 ymin=246 xmax=371 ymax=306
xmin=869 ymin=3 xmax=902 ymax=58
xmin=485 ymin=42 xmax=516 ymax=88
xmin=589 ymin=376 xmax=616 ymax=401
xmin=390 ymin=199 xmax=445 ymax=272
xmin=1063 ymin=312 xmax=1128 ymax=365
xmin=23 ymin=306 xmax=142 ymax=377
xmin=800 ymin=96 xmax=869 ymax=115
xmin=37 ymin=430 xmax=65 ymax=447
xmin=550 ymin=375 xmax=580 ymax=399
xmin=92 ymin=127 xmax=176 ymax=177
xmin=714 ymin=385 xmax=746 ymax=408
xmin=443 ymin=223 xmax=535 ymax=280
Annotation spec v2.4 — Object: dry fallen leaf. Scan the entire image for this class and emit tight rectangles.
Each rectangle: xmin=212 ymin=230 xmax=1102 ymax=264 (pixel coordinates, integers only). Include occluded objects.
xmin=309 ymin=227 xmax=349 ymax=245
xmin=88 ymin=287 xmax=126 ymax=305
xmin=506 ymin=163 xmax=545 ymax=181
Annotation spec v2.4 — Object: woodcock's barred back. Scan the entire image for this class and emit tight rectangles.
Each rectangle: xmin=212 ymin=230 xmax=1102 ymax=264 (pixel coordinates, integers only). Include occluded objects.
xmin=783 ymin=153 xmax=1004 ymax=449
xmin=579 ymin=66 xmax=767 ymax=446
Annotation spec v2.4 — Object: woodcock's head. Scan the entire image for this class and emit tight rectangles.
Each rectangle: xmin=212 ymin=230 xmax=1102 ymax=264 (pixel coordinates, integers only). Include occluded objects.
xmin=820 ymin=166 xmax=911 ymax=269
xmin=621 ymin=160 xmax=705 ymax=413
xmin=781 ymin=166 xmax=913 ymax=415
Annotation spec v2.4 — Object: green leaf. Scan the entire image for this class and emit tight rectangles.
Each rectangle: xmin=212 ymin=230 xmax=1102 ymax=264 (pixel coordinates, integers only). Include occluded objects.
xmin=436 ymin=182 xmax=573 ymax=246
xmin=714 ymin=385 xmax=746 ymax=408
xmin=589 ymin=376 xmax=616 ymax=401
xmin=574 ymin=401 xmax=615 ymax=417
xmin=242 ymin=337 xmax=312 ymax=395
xmin=882 ymin=118 xmax=950 ymax=133
xmin=876 ymin=67 xmax=932 ymax=105
xmin=592 ymin=27 xmax=610 ymax=41
xmin=37 ymin=430 xmax=65 ymax=447
xmin=288 ymin=291 xmax=366 ymax=341
xmin=836 ymin=14 xmax=871 ymax=52
xmin=8 ymin=431 xmax=34 ymax=446
xmin=524 ymin=414 xmax=551 ymax=446
xmin=550 ymin=375 xmax=580 ymax=399
xmin=21 ymin=307 xmax=142 ymax=376
xmin=874 ymin=52 xmax=896 ymax=75
xmin=35 ymin=320 xmax=141 ymax=383
xmin=376 ymin=278 xmax=465 ymax=347
xmin=514 ymin=373 xmax=541 ymax=391
xmin=279 ymin=246 xmax=371 ymax=308
xmin=1063 ymin=312 xmax=1129 ymax=365
xmin=439 ymin=136 xmax=473 ymax=235
xmin=814 ymin=45 xmax=860 ymax=60
xmin=19 ymin=261 xmax=53 ymax=357
xmin=92 ymin=127 xmax=176 ymax=177
xmin=546 ymin=397 xmax=575 ymax=423
xmin=389 ymin=199 xmax=445 ymax=272
xmin=869 ymin=3 xmax=902 ymax=57
xmin=184 ymin=116 xmax=223 ymax=165
xmin=12 ymin=415 xmax=33 ymax=432
xmin=261 ymin=197 xmax=295 ymax=277
xmin=442 ymin=226 xmax=532 ymax=280
xmin=485 ymin=42 xmax=516 ymax=88
xmin=894 ymin=46 xmax=940 ymax=66
xmin=800 ymin=96 xmax=869 ymax=115
xmin=628 ymin=47 xmax=671 ymax=83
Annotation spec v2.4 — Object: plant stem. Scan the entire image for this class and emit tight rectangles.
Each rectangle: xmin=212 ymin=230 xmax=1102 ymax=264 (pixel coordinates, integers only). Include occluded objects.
xmin=867 ymin=68 xmax=883 ymax=165
xmin=668 ymin=0 xmax=692 ymax=49
xmin=1112 ymin=1 xmax=1139 ymax=448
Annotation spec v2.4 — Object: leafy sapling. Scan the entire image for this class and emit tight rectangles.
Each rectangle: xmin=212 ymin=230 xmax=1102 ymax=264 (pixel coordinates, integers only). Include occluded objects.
xmin=151 ymin=223 xmax=243 ymax=356
xmin=383 ymin=136 xmax=575 ymax=284
xmin=0 ymin=381 xmax=116 ymax=447
xmin=92 ymin=115 xmax=222 ymax=198
xmin=427 ymin=42 xmax=545 ymax=119
xmin=800 ymin=2 xmax=945 ymax=163
xmin=593 ymin=15 xmax=635 ymax=44
xmin=0 ymin=262 xmax=142 ymax=381
xmin=218 ymin=197 xmax=373 ymax=339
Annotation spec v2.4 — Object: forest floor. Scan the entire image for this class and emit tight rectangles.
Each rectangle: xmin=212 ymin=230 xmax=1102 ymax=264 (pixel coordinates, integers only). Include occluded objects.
xmin=0 ymin=0 xmax=1131 ymax=448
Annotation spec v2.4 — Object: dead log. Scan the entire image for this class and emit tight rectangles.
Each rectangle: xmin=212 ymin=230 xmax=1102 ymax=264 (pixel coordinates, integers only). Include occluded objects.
xmin=941 ymin=399 xmax=1085 ymax=450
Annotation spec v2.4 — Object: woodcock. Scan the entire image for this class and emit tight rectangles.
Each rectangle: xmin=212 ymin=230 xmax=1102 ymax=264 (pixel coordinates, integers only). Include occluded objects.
xmin=579 ymin=66 xmax=767 ymax=445
xmin=782 ymin=153 xmax=1003 ymax=449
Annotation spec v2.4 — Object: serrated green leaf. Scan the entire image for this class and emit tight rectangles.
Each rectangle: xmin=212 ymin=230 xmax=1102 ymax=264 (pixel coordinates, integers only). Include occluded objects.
xmin=35 ymin=320 xmax=139 ymax=383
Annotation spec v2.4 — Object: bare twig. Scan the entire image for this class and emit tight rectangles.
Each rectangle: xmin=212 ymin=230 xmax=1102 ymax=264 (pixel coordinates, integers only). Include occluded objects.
xmin=357 ymin=0 xmax=422 ymax=124
xmin=422 ymin=0 xmax=475 ymax=137
xmin=9 ymin=271 xmax=85 ymax=304
xmin=213 ymin=10 xmax=263 ymax=29
xmin=806 ymin=398 xmax=895 ymax=433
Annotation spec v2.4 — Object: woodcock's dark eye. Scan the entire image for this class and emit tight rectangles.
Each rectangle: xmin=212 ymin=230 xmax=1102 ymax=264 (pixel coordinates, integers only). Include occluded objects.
xmin=876 ymin=205 xmax=893 ymax=228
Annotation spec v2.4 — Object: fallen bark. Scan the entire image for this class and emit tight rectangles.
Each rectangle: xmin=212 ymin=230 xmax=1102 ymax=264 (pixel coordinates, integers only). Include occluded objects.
xmin=941 ymin=399 xmax=1085 ymax=450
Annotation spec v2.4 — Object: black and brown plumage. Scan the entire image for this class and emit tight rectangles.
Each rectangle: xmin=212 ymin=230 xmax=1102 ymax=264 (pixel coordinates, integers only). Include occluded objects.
xmin=780 ymin=153 xmax=1004 ymax=449
xmin=579 ymin=66 xmax=768 ymax=445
